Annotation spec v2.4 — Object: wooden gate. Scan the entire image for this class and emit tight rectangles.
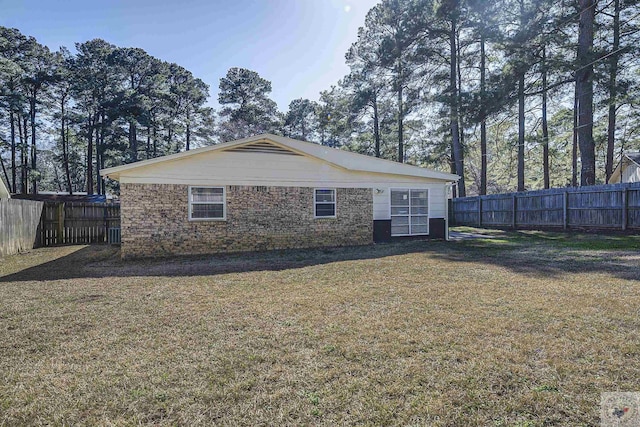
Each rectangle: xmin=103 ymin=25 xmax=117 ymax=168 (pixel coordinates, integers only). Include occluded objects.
xmin=0 ymin=199 xmax=44 ymax=256
xmin=36 ymin=202 xmax=120 ymax=247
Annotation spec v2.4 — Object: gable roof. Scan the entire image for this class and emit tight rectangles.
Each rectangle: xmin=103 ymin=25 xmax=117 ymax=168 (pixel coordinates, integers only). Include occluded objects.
xmin=101 ymin=134 xmax=460 ymax=182
xmin=610 ymin=152 xmax=640 ymax=183
xmin=625 ymin=152 xmax=640 ymax=165
xmin=0 ymin=177 xmax=10 ymax=199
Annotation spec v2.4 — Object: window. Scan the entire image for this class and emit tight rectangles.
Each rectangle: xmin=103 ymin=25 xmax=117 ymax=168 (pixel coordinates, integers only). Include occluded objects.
xmin=390 ymin=189 xmax=428 ymax=236
xmin=315 ymin=189 xmax=336 ymax=218
xmin=189 ymin=187 xmax=225 ymax=220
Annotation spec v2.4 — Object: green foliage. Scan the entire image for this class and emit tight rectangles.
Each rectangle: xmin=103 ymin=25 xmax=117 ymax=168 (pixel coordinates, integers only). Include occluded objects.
xmin=0 ymin=30 xmax=214 ymax=195
xmin=216 ymin=67 xmax=279 ymax=141
xmin=2 ymin=0 xmax=640 ymax=196
xmin=283 ymin=98 xmax=318 ymax=141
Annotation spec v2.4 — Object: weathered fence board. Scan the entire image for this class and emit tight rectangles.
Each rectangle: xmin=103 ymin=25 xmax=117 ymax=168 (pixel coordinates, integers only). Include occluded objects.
xmin=36 ymin=202 xmax=120 ymax=247
xmin=451 ymin=182 xmax=640 ymax=231
xmin=0 ymin=199 xmax=44 ymax=256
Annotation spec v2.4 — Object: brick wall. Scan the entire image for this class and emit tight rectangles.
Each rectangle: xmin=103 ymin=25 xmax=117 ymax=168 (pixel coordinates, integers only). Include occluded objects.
xmin=120 ymin=184 xmax=373 ymax=258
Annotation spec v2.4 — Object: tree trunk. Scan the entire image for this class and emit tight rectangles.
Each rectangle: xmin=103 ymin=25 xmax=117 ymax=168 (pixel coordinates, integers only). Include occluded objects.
xmin=153 ymin=126 xmax=157 ymax=157
xmin=167 ymin=127 xmax=174 ymax=153
xmin=372 ymin=97 xmax=381 ymax=158
xmin=146 ymin=125 xmax=151 ymax=159
xmin=96 ymin=117 xmax=101 ymax=195
xmin=397 ymin=80 xmax=404 ymax=163
xmin=605 ymin=0 xmax=620 ymax=183
xmin=30 ymin=96 xmax=37 ymax=194
xmin=97 ymin=127 xmax=102 ymax=195
xmin=87 ymin=115 xmax=94 ymax=195
xmin=100 ymin=132 xmax=106 ymax=195
xmin=450 ymin=145 xmax=456 ymax=175
xmin=17 ymin=114 xmax=27 ymax=194
xmin=456 ymin=28 xmax=466 ymax=189
xmin=576 ymin=0 xmax=596 ymax=186
xmin=61 ymin=97 xmax=73 ymax=195
xmin=480 ymin=33 xmax=487 ymax=196
xmin=186 ymin=109 xmax=191 ymax=151
xmin=96 ymin=111 xmax=106 ymax=195
xmin=572 ymin=87 xmax=579 ymax=187
xmin=65 ymin=132 xmax=73 ymax=194
xmin=517 ymin=73 xmax=525 ymax=192
xmin=516 ymin=0 xmax=527 ymax=192
xmin=450 ymin=18 xmax=465 ymax=197
xmin=129 ymin=120 xmax=138 ymax=162
xmin=541 ymin=45 xmax=550 ymax=189
xmin=395 ymin=26 xmax=405 ymax=163
xmin=10 ymin=109 xmax=16 ymax=193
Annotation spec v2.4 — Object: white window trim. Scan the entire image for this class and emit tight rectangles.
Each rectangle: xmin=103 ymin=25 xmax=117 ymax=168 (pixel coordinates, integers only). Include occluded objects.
xmin=314 ymin=188 xmax=337 ymax=219
xmin=188 ymin=186 xmax=226 ymax=221
xmin=389 ymin=188 xmax=430 ymax=236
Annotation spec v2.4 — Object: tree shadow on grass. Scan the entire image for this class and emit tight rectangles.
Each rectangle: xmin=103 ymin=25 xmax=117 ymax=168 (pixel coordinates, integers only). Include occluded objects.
xmin=0 ymin=230 xmax=639 ymax=283
xmin=439 ymin=229 xmax=640 ymax=282
xmin=0 ymin=242 xmax=437 ymax=283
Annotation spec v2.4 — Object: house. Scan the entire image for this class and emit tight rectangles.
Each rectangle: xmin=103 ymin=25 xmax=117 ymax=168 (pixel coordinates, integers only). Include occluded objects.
xmin=101 ymin=134 xmax=460 ymax=259
xmin=610 ymin=152 xmax=640 ymax=183
xmin=0 ymin=177 xmax=10 ymax=199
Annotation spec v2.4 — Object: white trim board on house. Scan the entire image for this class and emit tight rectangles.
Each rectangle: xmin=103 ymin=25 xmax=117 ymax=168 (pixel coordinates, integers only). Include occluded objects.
xmin=0 ymin=177 xmax=10 ymax=199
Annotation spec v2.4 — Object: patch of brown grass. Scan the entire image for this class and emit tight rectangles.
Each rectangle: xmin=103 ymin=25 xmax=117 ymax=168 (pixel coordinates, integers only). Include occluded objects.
xmin=0 ymin=234 xmax=639 ymax=425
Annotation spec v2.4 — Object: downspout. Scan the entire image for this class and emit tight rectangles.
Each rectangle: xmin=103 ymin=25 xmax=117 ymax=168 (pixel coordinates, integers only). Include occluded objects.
xmin=445 ymin=182 xmax=451 ymax=241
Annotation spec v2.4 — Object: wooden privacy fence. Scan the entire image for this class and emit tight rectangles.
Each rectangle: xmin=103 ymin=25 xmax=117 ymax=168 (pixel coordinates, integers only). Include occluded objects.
xmin=37 ymin=202 xmax=120 ymax=247
xmin=450 ymin=182 xmax=640 ymax=231
xmin=0 ymin=199 xmax=44 ymax=256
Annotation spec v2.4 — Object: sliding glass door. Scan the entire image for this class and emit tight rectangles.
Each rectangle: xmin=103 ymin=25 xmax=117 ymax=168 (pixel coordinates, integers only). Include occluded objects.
xmin=390 ymin=189 xmax=429 ymax=236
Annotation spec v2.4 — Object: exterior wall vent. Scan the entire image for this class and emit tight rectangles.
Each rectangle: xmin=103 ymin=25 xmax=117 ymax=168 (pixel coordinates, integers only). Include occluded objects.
xmin=225 ymin=141 xmax=302 ymax=156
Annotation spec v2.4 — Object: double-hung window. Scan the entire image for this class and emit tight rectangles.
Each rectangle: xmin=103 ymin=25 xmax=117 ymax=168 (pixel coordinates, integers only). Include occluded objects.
xmin=390 ymin=189 xmax=428 ymax=236
xmin=314 ymin=189 xmax=336 ymax=218
xmin=189 ymin=187 xmax=225 ymax=220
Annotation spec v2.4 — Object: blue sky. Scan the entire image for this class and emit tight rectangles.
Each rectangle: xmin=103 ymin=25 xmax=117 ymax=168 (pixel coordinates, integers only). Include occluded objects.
xmin=1 ymin=0 xmax=380 ymax=111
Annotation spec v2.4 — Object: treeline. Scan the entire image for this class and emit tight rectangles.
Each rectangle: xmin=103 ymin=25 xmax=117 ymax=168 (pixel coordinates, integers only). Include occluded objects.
xmin=1 ymin=0 xmax=640 ymax=197
xmin=0 ymin=30 xmax=213 ymax=195
xmin=321 ymin=0 xmax=640 ymax=195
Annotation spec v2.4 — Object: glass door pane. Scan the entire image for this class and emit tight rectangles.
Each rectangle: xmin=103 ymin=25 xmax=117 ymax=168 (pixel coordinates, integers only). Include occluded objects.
xmin=391 ymin=216 xmax=409 ymax=235
xmin=391 ymin=190 xmax=409 ymax=206
xmin=391 ymin=189 xmax=429 ymax=236
xmin=390 ymin=189 xmax=410 ymax=236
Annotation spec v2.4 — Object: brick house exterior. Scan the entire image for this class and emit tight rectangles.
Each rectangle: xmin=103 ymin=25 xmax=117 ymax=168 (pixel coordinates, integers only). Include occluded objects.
xmin=120 ymin=183 xmax=372 ymax=259
xmin=103 ymin=134 xmax=459 ymax=259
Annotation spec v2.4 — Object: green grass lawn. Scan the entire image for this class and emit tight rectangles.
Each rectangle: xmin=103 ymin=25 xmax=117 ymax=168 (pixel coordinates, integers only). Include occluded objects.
xmin=1 ymin=228 xmax=639 ymax=426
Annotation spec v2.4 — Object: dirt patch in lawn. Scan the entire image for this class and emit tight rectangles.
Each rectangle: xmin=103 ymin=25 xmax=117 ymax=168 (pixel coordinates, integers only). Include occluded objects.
xmin=0 ymin=230 xmax=639 ymax=425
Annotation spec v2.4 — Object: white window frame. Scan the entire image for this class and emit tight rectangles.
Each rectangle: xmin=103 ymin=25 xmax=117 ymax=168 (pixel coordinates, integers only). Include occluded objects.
xmin=314 ymin=188 xmax=336 ymax=219
xmin=390 ymin=188 xmax=429 ymax=236
xmin=188 ymin=186 xmax=226 ymax=221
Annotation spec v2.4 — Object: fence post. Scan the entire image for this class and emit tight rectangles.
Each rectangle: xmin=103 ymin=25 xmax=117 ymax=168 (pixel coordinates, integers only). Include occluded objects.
xmin=478 ymin=197 xmax=482 ymax=227
xmin=56 ymin=202 xmax=65 ymax=245
xmin=512 ymin=195 xmax=517 ymax=229
xmin=622 ymin=187 xmax=628 ymax=231
xmin=563 ymin=190 xmax=569 ymax=230
xmin=35 ymin=205 xmax=43 ymax=248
